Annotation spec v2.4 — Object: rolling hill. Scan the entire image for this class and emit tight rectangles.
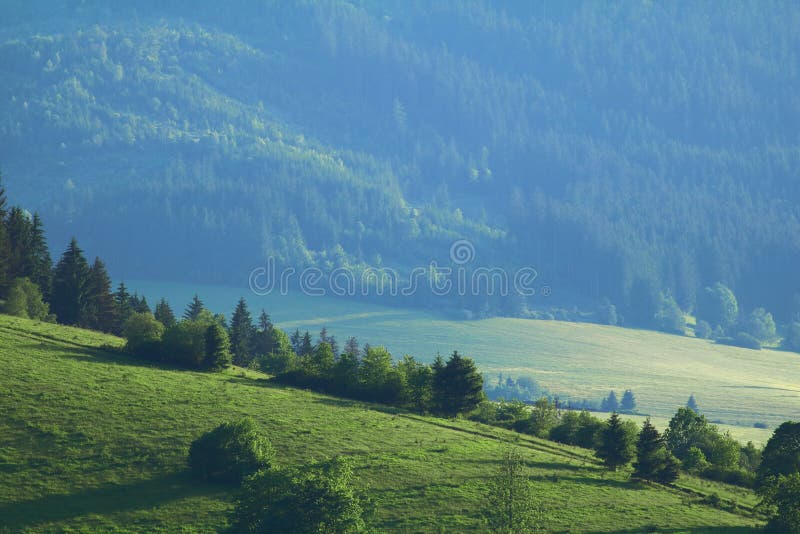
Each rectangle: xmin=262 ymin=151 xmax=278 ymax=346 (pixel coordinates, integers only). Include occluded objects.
xmin=0 ymin=314 xmax=764 ymax=532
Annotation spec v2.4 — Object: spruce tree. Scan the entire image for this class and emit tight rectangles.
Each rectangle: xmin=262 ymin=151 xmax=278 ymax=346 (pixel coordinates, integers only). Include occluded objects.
xmin=432 ymin=351 xmax=484 ymax=417
xmin=51 ymin=238 xmax=91 ymax=325
xmin=84 ymin=257 xmax=117 ymax=332
xmin=344 ymin=336 xmax=360 ymax=358
xmin=633 ymin=419 xmax=680 ymax=483
xmin=596 ymin=413 xmax=636 ymax=470
xmin=29 ymin=214 xmax=52 ymax=300
xmin=6 ymin=207 xmax=34 ymax=280
xmin=130 ymin=293 xmax=151 ymax=314
xmin=154 ymin=298 xmax=177 ymax=328
xmin=184 ymin=294 xmax=205 ymax=321
xmin=0 ymin=172 xmax=9 ymax=296
xmin=620 ymin=390 xmax=636 ymax=412
xmin=253 ymin=310 xmax=276 ymax=356
xmin=113 ymin=282 xmax=133 ymax=334
xmin=229 ymin=297 xmax=256 ymax=366
xmin=601 ymin=391 xmax=620 ymax=412
xmin=290 ymin=329 xmax=302 ymax=354
xmin=205 ymin=323 xmax=232 ymax=370
xmin=300 ymin=331 xmax=314 ymax=356
xmin=687 ymin=394 xmax=699 ymax=413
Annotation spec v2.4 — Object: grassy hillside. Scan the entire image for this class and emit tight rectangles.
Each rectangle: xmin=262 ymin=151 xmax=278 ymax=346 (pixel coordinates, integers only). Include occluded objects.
xmin=136 ymin=280 xmax=800 ymax=435
xmin=0 ymin=314 xmax=765 ymax=532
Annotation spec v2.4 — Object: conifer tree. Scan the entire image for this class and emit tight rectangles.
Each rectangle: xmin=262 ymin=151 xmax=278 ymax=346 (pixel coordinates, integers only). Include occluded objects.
xmin=290 ymin=329 xmax=302 ymax=354
xmin=596 ymin=413 xmax=636 ymax=470
xmin=633 ymin=419 xmax=680 ymax=483
xmin=300 ymin=331 xmax=314 ymax=356
xmin=344 ymin=336 xmax=360 ymax=358
xmin=29 ymin=214 xmax=52 ymax=300
xmin=205 ymin=323 xmax=232 ymax=370
xmin=620 ymin=389 xmax=637 ymax=412
xmin=0 ymin=172 xmax=10 ymax=296
xmin=687 ymin=394 xmax=699 ymax=413
xmin=114 ymin=282 xmax=133 ymax=333
xmin=253 ymin=310 xmax=276 ymax=356
xmin=184 ymin=294 xmax=205 ymax=321
xmin=51 ymin=238 xmax=91 ymax=325
xmin=432 ymin=351 xmax=484 ymax=417
xmin=229 ymin=297 xmax=256 ymax=366
xmin=130 ymin=293 xmax=151 ymax=314
xmin=6 ymin=207 xmax=34 ymax=280
xmin=601 ymin=391 xmax=620 ymax=412
xmin=154 ymin=298 xmax=177 ymax=328
xmin=84 ymin=257 xmax=117 ymax=332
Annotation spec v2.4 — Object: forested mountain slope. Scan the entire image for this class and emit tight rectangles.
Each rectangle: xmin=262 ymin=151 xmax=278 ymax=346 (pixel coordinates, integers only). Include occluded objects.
xmin=1 ymin=0 xmax=798 ymax=319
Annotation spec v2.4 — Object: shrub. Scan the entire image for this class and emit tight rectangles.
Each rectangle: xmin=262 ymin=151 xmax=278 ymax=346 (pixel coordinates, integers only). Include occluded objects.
xmin=2 ymin=278 xmax=52 ymax=321
xmin=123 ymin=312 xmax=164 ymax=358
xmin=717 ymin=332 xmax=761 ymax=350
xmin=189 ymin=418 xmax=274 ymax=484
xmin=694 ymin=320 xmax=712 ymax=339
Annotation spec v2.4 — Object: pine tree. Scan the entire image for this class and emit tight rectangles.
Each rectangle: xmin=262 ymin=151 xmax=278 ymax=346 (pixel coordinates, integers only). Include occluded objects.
xmin=290 ymin=329 xmax=302 ymax=354
xmin=51 ymin=238 xmax=91 ymax=325
xmin=596 ymin=413 xmax=636 ymax=470
xmin=184 ymin=294 xmax=205 ymax=321
xmin=229 ymin=297 xmax=256 ymax=366
xmin=687 ymin=394 xmax=699 ymax=413
xmin=154 ymin=298 xmax=177 ymax=328
xmin=344 ymin=336 xmax=360 ymax=357
xmin=633 ymin=419 xmax=680 ymax=483
xmin=620 ymin=390 xmax=636 ymax=412
xmin=113 ymin=282 xmax=133 ymax=334
xmin=0 ymin=172 xmax=9 ymax=296
xmin=300 ymin=331 xmax=314 ymax=356
xmin=432 ymin=351 xmax=484 ymax=417
xmin=601 ymin=391 xmax=620 ymax=412
xmin=6 ymin=206 xmax=34 ymax=280
xmin=84 ymin=257 xmax=117 ymax=332
xmin=253 ymin=310 xmax=276 ymax=356
xmin=130 ymin=293 xmax=151 ymax=314
xmin=204 ymin=323 xmax=232 ymax=370
xmin=29 ymin=214 xmax=52 ymax=300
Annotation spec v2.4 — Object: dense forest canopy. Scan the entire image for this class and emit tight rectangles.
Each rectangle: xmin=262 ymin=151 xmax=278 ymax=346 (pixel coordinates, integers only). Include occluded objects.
xmin=1 ymin=0 xmax=798 ymax=320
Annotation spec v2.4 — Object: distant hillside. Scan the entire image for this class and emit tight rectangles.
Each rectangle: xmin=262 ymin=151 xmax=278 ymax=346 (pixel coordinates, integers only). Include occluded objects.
xmin=0 ymin=314 xmax=763 ymax=531
xmin=1 ymin=0 xmax=799 ymax=319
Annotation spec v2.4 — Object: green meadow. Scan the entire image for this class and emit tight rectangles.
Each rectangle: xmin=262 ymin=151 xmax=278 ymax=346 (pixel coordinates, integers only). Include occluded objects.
xmin=134 ymin=281 xmax=800 ymax=433
xmin=0 ymin=315 xmax=765 ymax=532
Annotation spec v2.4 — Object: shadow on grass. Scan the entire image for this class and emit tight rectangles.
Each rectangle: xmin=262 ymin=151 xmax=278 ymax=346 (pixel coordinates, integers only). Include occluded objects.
xmin=586 ymin=528 xmax=758 ymax=534
xmin=0 ymin=472 xmax=229 ymax=529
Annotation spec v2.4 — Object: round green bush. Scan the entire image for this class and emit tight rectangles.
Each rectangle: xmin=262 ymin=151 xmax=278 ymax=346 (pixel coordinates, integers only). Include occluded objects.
xmin=189 ymin=418 xmax=274 ymax=484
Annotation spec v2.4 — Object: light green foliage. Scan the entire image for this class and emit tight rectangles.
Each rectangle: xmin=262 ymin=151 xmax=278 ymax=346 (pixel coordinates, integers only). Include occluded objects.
xmin=232 ymin=458 xmax=366 ymax=534
xmin=0 ymin=316 xmax=763 ymax=531
xmin=697 ymin=283 xmax=739 ymax=332
xmin=743 ymin=308 xmax=776 ymax=344
xmin=757 ymin=473 xmax=800 ymax=533
xmin=485 ymin=448 xmax=543 ymax=533
xmin=204 ymin=323 xmax=232 ymax=370
xmin=2 ymin=278 xmax=51 ymax=320
xmin=123 ymin=311 xmax=164 ymax=357
xmin=683 ymin=447 xmax=711 ymax=474
xmin=522 ymin=397 xmax=559 ymax=438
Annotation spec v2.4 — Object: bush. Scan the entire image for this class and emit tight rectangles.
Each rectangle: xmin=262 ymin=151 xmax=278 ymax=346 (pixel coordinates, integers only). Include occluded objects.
xmin=123 ymin=312 xmax=164 ymax=358
xmin=694 ymin=320 xmax=712 ymax=339
xmin=716 ymin=332 xmax=761 ymax=350
xmin=2 ymin=278 xmax=52 ymax=321
xmin=743 ymin=307 xmax=776 ymax=343
xmin=231 ymin=458 xmax=368 ymax=533
xmin=189 ymin=418 xmax=274 ymax=484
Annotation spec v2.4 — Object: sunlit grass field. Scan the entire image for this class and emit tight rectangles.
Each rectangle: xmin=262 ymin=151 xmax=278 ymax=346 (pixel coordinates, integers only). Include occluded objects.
xmin=0 ymin=315 xmax=764 ymax=532
xmin=135 ymin=280 xmax=800 ymax=432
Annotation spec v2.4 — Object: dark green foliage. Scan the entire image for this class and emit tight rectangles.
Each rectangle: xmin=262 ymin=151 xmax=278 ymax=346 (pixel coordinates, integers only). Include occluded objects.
xmin=596 ymin=413 xmax=636 ymax=470
xmin=633 ymin=419 xmax=680 ymax=484
xmin=6 ymin=207 xmax=34 ymax=282
xmin=50 ymin=238 xmax=91 ymax=325
xmin=299 ymin=331 xmax=314 ymax=357
xmin=130 ymin=294 xmax=151 ymax=314
xmin=432 ymin=351 xmax=484 ymax=417
xmin=189 ymin=418 xmax=274 ymax=485
xmin=159 ymin=312 xmax=220 ymax=368
xmin=252 ymin=310 xmax=275 ymax=356
xmin=665 ymin=407 xmax=741 ymax=474
xmin=549 ymin=410 xmax=605 ymax=449
xmin=113 ymin=282 xmax=133 ymax=334
xmin=694 ymin=320 xmax=712 ymax=340
xmin=154 ymin=298 xmax=177 ymax=329
xmin=231 ymin=458 xmax=367 ymax=533
xmin=620 ymin=390 xmax=636 ymax=413
xmin=229 ymin=297 xmax=256 ymax=366
xmin=84 ymin=258 xmax=117 ymax=333
xmin=183 ymin=294 xmax=205 ymax=321
xmin=204 ymin=323 xmax=232 ymax=370
xmin=757 ymin=422 xmax=800 ymax=486
xmin=484 ymin=448 xmax=540 ymax=533
xmin=123 ymin=312 xmax=165 ymax=358
xmin=601 ymin=391 xmax=619 ymax=412
xmin=28 ymin=214 xmax=52 ymax=299
xmin=396 ymin=356 xmax=432 ymax=412
xmin=717 ymin=332 xmax=762 ymax=350
xmin=757 ymin=473 xmax=800 ymax=534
